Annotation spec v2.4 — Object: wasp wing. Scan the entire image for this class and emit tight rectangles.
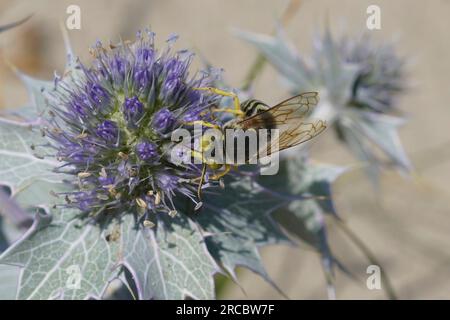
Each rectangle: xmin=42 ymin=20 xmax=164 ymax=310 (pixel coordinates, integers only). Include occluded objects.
xmin=258 ymin=120 xmax=327 ymax=158
xmin=237 ymin=92 xmax=320 ymax=129
xmin=237 ymin=92 xmax=326 ymax=160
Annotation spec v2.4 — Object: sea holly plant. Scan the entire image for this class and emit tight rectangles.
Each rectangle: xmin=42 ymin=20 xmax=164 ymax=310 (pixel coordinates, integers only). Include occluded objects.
xmin=0 ymin=28 xmax=344 ymax=300
xmin=233 ymin=24 xmax=412 ymax=297
xmin=237 ymin=27 xmax=412 ymax=186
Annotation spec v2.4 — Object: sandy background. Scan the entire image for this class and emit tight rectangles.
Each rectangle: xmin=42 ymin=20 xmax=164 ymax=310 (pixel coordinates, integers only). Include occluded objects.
xmin=0 ymin=0 xmax=450 ymax=299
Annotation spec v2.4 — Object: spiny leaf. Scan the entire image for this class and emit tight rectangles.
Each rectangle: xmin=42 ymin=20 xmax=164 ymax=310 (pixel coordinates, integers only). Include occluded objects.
xmin=121 ymin=214 xmax=218 ymax=300
xmin=0 ymin=264 xmax=20 ymax=299
xmin=0 ymin=207 xmax=218 ymax=300
xmin=261 ymin=157 xmax=346 ymax=241
xmin=0 ymin=213 xmax=22 ymax=300
xmin=345 ymin=109 xmax=411 ymax=171
xmin=7 ymin=28 xmax=83 ymax=122
xmin=258 ymin=156 xmax=347 ymax=295
xmin=235 ymin=28 xmax=313 ymax=90
xmin=0 ymin=117 xmax=65 ymax=194
xmin=0 ymin=209 xmax=122 ymax=299
xmin=197 ymin=177 xmax=291 ymax=283
xmin=11 ymin=72 xmax=54 ymax=118
xmin=337 ymin=109 xmax=411 ymax=187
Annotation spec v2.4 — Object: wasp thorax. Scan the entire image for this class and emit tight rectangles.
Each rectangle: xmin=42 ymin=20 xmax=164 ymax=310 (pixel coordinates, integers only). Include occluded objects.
xmin=47 ymin=30 xmax=221 ymax=221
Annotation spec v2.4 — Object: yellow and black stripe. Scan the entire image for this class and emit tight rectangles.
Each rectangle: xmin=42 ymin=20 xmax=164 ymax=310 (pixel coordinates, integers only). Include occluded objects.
xmin=240 ymin=99 xmax=270 ymax=117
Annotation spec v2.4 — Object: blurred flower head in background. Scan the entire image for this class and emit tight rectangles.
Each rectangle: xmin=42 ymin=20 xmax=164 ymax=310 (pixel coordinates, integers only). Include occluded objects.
xmin=336 ymin=34 xmax=405 ymax=114
xmin=238 ymin=27 xmax=411 ymax=185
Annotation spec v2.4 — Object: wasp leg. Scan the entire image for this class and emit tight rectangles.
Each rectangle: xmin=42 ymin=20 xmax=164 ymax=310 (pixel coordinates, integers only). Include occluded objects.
xmin=210 ymin=164 xmax=231 ymax=180
xmin=192 ymin=87 xmax=242 ymax=113
xmin=211 ymin=108 xmax=244 ymax=117
xmin=197 ymin=163 xmax=207 ymax=200
xmin=190 ymin=150 xmax=219 ymax=167
xmin=183 ymin=120 xmax=221 ymax=129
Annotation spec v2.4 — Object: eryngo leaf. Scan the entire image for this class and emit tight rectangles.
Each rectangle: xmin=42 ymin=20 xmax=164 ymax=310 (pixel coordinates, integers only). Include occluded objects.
xmin=337 ymin=109 xmax=411 ymax=187
xmin=259 ymin=156 xmax=347 ymax=217
xmin=7 ymin=28 xmax=82 ymax=122
xmin=0 ymin=200 xmax=23 ymax=300
xmin=343 ymin=109 xmax=411 ymax=172
xmin=258 ymin=156 xmax=347 ymax=294
xmin=0 ymin=264 xmax=20 ymax=299
xmin=0 ymin=208 xmax=122 ymax=299
xmin=235 ymin=27 xmax=313 ymax=90
xmin=197 ymin=177 xmax=291 ymax=285
xmin=0 ymin=117 xmax=64 ymax=193
xmin=0 ymin=186 xmax=33 ymax=229
xmin=0 ymin=207 xmax=218 ymax=300
xmin=9 ymin=71 xmax=54 ymax=119
xmin=121 ymin=214 xmax=218 ymax=300
xmin=0 ymin=187 xmax=26 ymax=246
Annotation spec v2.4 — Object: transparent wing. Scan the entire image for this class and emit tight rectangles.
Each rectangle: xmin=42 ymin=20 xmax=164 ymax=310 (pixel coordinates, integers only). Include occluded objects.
xmin=257 ymin=120 xmax=327 ymax=158
xmin=237 ymin=92 xmax=326 ymax=159
xmin=238 ymin=92 xmax=319 ymax=129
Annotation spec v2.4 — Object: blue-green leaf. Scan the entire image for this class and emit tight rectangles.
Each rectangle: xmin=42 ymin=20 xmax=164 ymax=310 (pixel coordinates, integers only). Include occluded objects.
xmin=121 ymin=214 xmax=218 ymax=300
xmin=0 ymin=207 xmax=218 ymax=300
xmin=258 ymin=156 xmax=347 ymax=295
xmin=197 ymin=177 xmax=291 ymax=284
xmin=338 ymin=109 xmax=411 ymax=186
xmin=235 ymin=28 xmax=313 ymax=90
xmin=0 ymin=264 xmax=20 ymax=299
xmin=0 ymin=209 xmax=122 ymax=299
xmin=0 ymin=117 xmax=65 ymax=197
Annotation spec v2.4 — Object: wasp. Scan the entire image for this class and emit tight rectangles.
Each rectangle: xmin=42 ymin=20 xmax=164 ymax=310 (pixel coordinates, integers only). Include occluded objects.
xmin=182 ymin=87 xmax=327 ymax=199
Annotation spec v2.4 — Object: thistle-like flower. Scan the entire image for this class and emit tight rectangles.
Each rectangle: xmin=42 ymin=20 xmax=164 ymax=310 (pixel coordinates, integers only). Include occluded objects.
xmin=46 ymin=31 xmax=221 ymax=219
xmin=330 ymin=34 xmax=405 ymax=113
xmin=238 ymin=27 xmax=411 ymax=183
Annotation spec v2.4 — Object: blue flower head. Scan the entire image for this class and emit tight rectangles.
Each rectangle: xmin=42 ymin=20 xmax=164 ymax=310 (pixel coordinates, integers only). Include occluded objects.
xmin=47 ymin=30 xmax=221 ymax=219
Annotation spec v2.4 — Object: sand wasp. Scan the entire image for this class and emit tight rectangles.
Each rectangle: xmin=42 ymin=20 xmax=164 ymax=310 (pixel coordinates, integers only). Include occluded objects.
xmin=182 ymin=87 xmax=327 ymax=199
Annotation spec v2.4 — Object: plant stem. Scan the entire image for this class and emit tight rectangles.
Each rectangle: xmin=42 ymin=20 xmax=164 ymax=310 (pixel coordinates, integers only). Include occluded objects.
xmin=0 ymin=15 xmax=32 ymax=33
xmin=335 ymin=219 xmax=398 ymax=300
xmin=241 ymin=0 xmax=302 ymax=90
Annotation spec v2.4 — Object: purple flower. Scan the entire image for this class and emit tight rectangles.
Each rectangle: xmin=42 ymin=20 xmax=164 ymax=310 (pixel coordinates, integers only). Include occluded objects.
xmin=136 ymin=47 xmax=154 ymax=63
xmin=123 ymin=96 xmax=144 ymax=126
xmin=96 ymin=120 xmax=118 ymax=143
xmin=109 ymin=55 xmax=127 ymax=85
xmin=74 ymin=191 xmax=97 ymax=211
xmin=99 ymin=176 xmax=115 ymax=186
xmin=133 ymin=68 xmax=151 ymax=90
xmin=70 ymin=100 xmax=88 ymax=117
xmin=157 ymin=173 xmax=178 ymax=192
xmin=47 ymin=30 xmax=222 ymax=217
xmin=87 ymin=83 xmax=109 ymax=105
xmin=152 ymin=108 xmax=175 ymax=134
xmin=136 ymin=141 xmax=158 ymax=162
xmin=182 ymin=105 xmax=204 ymax=122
